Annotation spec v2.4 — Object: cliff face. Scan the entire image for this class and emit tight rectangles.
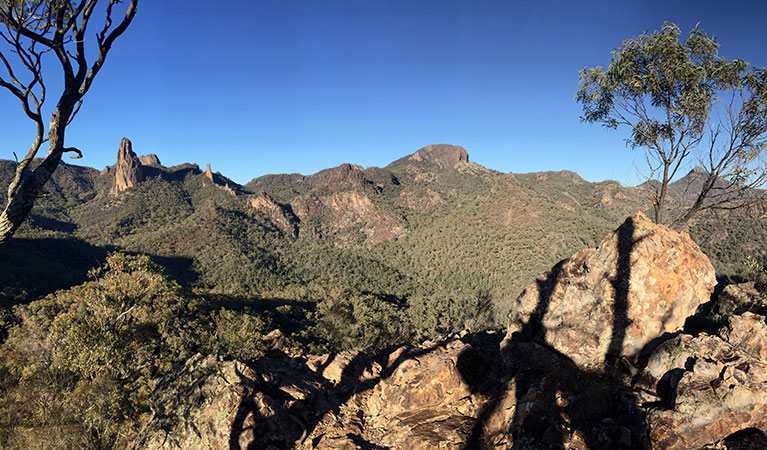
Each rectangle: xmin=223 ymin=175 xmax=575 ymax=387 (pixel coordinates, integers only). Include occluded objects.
xmin=386 ymin=143 xmax=470 ymax=174
xmin=248 ymin=191 xmax=300 ymax=237
xmin=138 ymin=154 xmax=161 ymax=166
xmin=111 ymin=138 xmax=143 ymax=195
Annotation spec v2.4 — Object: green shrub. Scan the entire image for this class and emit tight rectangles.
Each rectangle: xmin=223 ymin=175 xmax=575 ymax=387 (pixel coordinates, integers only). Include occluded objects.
xmin=307 ymin=289 xmax=405 ymax=353
xmin=0 ymin=253 xmax=190 ymax=449
xmin=745 ymin=256 xmax=767 ymax=286
xmin=203 ymin=308 xmax=268 ymax=361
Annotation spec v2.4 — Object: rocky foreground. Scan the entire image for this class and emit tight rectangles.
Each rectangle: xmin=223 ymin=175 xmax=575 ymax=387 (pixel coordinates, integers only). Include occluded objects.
xmin=131 ymin=213 xmax=767 ymax=449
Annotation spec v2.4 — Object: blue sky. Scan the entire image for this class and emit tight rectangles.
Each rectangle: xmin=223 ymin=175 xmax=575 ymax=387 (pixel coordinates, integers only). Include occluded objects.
xmin=2 ymin=0 xmax=767 ymax=186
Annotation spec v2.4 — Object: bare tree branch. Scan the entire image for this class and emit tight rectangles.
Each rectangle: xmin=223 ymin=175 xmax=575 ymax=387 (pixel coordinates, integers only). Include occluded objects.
xmin=0 ymin=0 xmax=140 ymax=243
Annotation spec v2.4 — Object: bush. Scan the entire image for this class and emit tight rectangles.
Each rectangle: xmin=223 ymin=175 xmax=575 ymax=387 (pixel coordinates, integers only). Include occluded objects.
xmin=307 ymin=289 xmax=405 ymax=353
xmin=0 ymin=253 xmax=190 ymax=449
xmin=745 ymin=256 xmax=767 ymax=287
xmin=406 ymin=288 xmax=495 ymax=343
xmin=203 ymin=308 xmax=268 ymax=361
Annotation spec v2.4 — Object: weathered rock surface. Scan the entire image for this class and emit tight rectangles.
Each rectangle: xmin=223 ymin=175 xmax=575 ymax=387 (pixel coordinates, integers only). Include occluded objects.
xmin=507 ymin=212 xmax=716 ymax=368
xmin=131 ymin=334 xmax=506 ymax=450
xmin=364 ymin=338 xmax=496 ymax=449
xmin=112 ymin=137 xmax=143 ymax=194
xmin=248 ymin=191 xmax=300 ymax=237
xmin=409 ymin=144 xmax=469 ymax=169
xmin=204 ymin=163 xmax=213 ymax=181
xmin=132 ymin=324 xmax=767 ymax=450
xmin=130 ymin=354 xmax=302 ymax=450
xmin=138 ymin=154 xmax=162 ymax=166
xmin=713 ymin=282 xmax=765 ymax=317
xmin=639 ymin=313 xmax=767 ymax=449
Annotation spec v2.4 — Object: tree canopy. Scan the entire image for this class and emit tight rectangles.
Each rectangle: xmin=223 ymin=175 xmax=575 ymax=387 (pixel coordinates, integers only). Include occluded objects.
xmin=577 ymin=22 xmax=767 ymax=226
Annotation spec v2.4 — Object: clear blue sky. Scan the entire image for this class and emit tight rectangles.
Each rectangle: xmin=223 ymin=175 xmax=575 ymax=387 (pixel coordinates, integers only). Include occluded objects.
xmin=2 ymin=0 xmax=767 ymax=186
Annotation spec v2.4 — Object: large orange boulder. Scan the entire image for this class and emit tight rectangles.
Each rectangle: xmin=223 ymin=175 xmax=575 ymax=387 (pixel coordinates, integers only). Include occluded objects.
xmin=506 ymin=213 xmax=716 ymax=368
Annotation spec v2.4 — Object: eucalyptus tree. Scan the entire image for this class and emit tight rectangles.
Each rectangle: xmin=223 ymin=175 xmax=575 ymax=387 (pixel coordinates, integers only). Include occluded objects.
xmin=577 ymin=23 xmax=767 ymax=227
xmin=0 ymin=0 xmax=138 ymax=242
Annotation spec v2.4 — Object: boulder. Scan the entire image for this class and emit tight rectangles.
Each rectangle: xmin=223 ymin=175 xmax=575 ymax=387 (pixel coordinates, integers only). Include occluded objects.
xmin=506 ymin=212 xmax=716 ymax=368
xmin=112 ymin=137 xmax=143 ymax=195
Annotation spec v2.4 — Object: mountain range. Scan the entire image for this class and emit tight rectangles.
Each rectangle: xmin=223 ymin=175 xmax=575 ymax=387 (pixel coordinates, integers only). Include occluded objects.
xmin=2 ymin=139 xmax=766 ymax=321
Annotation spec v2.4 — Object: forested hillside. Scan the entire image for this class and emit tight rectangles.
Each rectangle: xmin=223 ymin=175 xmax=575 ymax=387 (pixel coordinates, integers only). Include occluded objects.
xmin=3 ymin=144 xmax=766 ymax=314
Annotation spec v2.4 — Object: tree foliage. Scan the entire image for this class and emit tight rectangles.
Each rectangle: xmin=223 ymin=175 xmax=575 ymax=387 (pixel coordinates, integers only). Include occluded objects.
xmin=577 ymin=22 xmax=767 ymax=226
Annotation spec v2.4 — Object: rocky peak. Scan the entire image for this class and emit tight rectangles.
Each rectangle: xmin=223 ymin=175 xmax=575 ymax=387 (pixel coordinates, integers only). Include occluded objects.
xmin=138 ymin=154 xmax=161 ymax=167
xmin=329 ymin=163 xmax=364 ymax=181
xmin=409 ymin=144 xmax=469 ymax=169
xmin=112 ymin=138 xmax=143 ymax=195
xmin=311 ymin=163 xmax=366 ymax=190
xmin=204 ymin=163 xmax=213 ymax=181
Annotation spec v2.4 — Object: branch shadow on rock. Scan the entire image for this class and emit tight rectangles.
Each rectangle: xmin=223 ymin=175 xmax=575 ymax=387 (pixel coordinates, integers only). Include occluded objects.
xmin=227 ymin=339 xmax=451 ymax=449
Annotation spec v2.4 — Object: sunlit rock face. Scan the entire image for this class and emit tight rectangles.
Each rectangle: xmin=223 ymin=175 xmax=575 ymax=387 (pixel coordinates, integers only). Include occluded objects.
xmin=112 ymin=137 xmax=143 ymax=195
xmin=138 ymin=154 xmax=161 ymax=166
xmin=409 ymin=144 xmax=469 ymax=169
xmin=506 ymin=212 xmax=716 ymax=369
xmin=248 ymin=191 xmax=300 ymax=237
xmin=641 ymin=313 xmax=767 ymax=449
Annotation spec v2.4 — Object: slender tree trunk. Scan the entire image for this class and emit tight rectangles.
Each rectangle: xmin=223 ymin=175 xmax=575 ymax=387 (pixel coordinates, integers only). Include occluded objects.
xmin=0 ymin=102 xmax=73 ymax=243
xmin=654 ymin=163 xmax=671 ymax=224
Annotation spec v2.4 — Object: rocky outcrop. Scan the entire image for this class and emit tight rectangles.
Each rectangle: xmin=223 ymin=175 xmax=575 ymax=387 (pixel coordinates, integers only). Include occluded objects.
xmin=248 ymin=191 xmax=300 ymax=237
xmin=713 ymin=282 xmax=765 ymax=317
xmin=138 ymin=154 xmax=161 ymax=166
xmin=409 ymin=144 xmax=469 ymax=169
xmin=204 ymin=163 xmax=213 ymax=181
xmin=132 ymin=334 xmax=509 ymax=450
xmin=290 ymin=177 xmax=406 ymax=244
xmin=385 ymin=144 xmax=471 ymax=174
xmin=364 ymin=339 xmax=494 ymax=449
xmin=309 ymin=163 xmax=366 ymax=191
xmin=132 ymin=322 xmax=767 ymax=450
xmin=131 ymin=331 xmax=651 ymax=450
xmin=507 ymin=212 xmax=716 ymax=368
xmin=131 ymin=346 xmax=386 ymax=450
xmin=130 ymin=354 xmax=306 ymax=450
xmin=112 ymin=138 xmax=143 ymax=195
xmin=639 ymin=313 xmax=767 ymax=449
